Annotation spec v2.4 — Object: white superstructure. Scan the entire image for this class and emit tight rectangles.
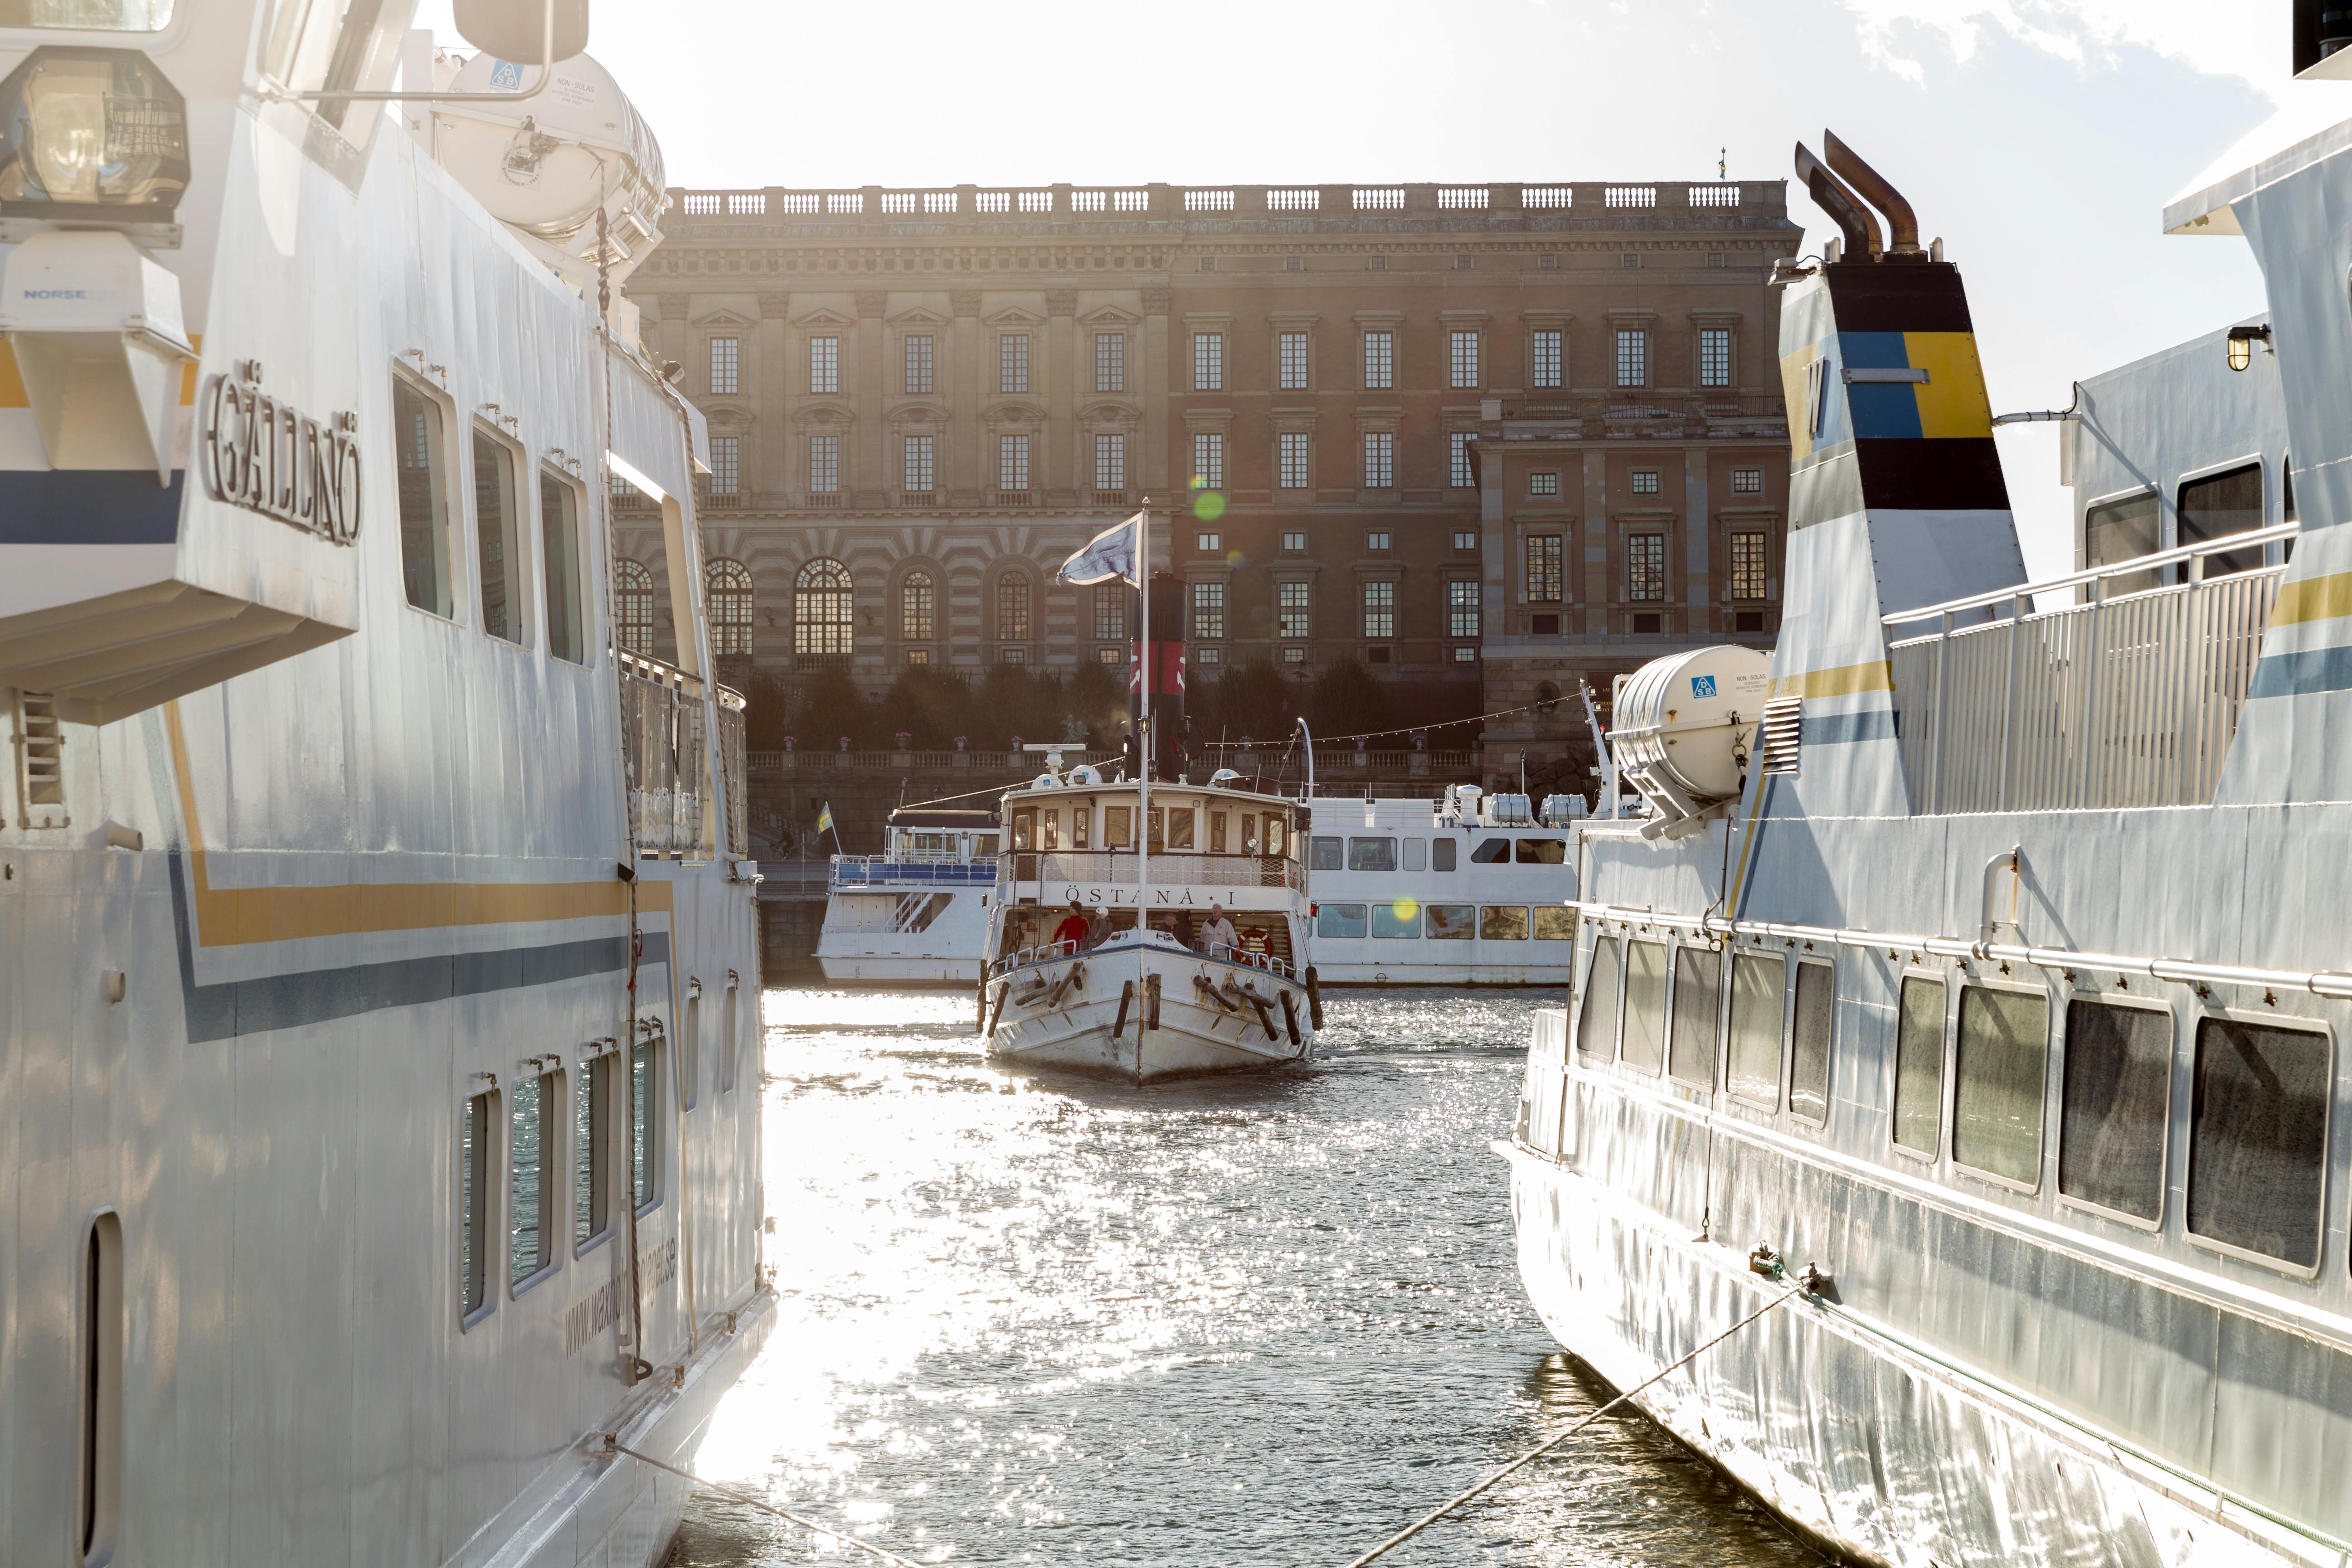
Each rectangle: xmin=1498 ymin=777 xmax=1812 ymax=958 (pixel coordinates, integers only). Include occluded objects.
xmin=815 ymin=806 xmax=999 ymax=985
xmin=1304 ymin=787 xmax=1581 ymax=985
xmin=1506 ymin=104 xmax=2352 ymax=1568
xmin=981 ymin=765 xmax=1318 ymax=1080
xmin=0 ymin=7 xmax=767 ymax=1566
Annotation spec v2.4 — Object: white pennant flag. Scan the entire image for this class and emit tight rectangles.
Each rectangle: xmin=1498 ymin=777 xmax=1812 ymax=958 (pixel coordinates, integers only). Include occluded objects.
xmin=1055 ymin=510 xmax=1146 ymax=587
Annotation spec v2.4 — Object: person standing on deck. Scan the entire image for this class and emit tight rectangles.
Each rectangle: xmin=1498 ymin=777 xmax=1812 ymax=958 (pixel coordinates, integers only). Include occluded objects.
xmin=1200 ymin=902 xmax=1239 ymax=958
xmin=1051 ymin=903 xmax=1089 ymax=952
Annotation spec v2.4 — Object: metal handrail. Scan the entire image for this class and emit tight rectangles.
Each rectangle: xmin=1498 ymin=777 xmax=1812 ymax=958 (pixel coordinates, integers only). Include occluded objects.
xmin=1885 ymin=522 xmax=2297 ymax=627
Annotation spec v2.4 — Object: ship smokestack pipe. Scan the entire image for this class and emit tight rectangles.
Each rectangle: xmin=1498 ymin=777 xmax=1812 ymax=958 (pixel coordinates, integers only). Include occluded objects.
xmin=1823 ymin=131 xmax=1924 ymax=257
xmin=1794 ymin=142 xmax=1881 ymax=262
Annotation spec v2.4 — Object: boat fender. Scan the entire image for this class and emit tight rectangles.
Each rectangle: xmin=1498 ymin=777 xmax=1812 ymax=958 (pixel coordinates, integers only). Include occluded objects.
xmin=1045 ymin=961 xmax=1085 ymax=1009
xmin=1304 ymin=966 xmax=1324 ymax=1030
xmin=975 ymin=978 xmax=988 ymax=1034
xmin=1280 ymin=989 xmax=1301 ymax=1047
xmin=1195 ymin=973 xmax=1237 ymax=1013
xmin=1247 ymin=993 xmax=1277 ymax=1042
xmin=984 ymin=982 xmax=1008 ymax=1039
xmin=1112 ymin=979 xmax=1133 ymax=1039
xmin=1145 ymin=972 xmax=1161 ymax=1030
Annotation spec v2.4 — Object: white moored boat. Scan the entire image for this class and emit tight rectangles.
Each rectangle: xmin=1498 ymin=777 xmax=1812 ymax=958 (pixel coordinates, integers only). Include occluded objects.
xmin=0 ymin=7 xmax=768 ymax=1566
xmin=815 ymin=806 xmax=999 ymax=985
xmin=981 ymin=764 xmax=1318 ymax=1080
xmin=1506 ymin=99 xmax=2352 ymax=1568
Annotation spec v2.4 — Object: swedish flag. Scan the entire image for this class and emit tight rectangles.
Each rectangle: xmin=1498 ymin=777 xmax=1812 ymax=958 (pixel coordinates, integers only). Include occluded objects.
xmin=816 ymin=802 xmax=835 ymax=836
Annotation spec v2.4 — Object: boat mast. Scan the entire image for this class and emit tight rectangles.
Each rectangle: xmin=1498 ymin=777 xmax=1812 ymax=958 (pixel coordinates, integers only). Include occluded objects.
xmin=1136 ymin=502 xmax=1150 ymax=1005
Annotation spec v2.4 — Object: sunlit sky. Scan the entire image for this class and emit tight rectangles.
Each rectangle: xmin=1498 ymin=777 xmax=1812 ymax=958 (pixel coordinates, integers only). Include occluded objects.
xmin=415 ymin=0 xmax=2344 ymax=578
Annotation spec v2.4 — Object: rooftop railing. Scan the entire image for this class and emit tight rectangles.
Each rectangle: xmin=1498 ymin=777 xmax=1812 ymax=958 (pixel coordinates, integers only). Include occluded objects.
xmin=1885 ymin=524 xmax=2294 ymax=815
xmin=665 ymin=181 xmax=1788 ymax=226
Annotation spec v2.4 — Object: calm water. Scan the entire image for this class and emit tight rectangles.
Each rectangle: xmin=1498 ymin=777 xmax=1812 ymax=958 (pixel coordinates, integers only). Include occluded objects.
xmin=668 ymin=986 xmax=1821 ymax=1568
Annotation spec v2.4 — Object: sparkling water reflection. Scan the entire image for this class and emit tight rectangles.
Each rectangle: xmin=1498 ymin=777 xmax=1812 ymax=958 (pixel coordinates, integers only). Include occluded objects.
xmin=669 ymin=987 xmax=1820 ymax=1567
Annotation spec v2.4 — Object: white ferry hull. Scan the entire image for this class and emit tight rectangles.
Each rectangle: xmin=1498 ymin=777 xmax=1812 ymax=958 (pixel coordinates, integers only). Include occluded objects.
xmin=986 ymin=944 xmax=1312 ymax=1082
xmin=816 ymin=954 xmax=977 ymax=985
xmin=1313 ymin=956 xmax=1574 ymax=986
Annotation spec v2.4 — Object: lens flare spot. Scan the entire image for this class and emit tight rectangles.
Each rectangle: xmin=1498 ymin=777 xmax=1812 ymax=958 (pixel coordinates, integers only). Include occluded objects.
xmin=1194 ymin=489 xmax=1227 ymax=521
xmin=1225 ymin=549 xmax=1249 ymax=569
xmin=1390 ymin=898 xmax=1420 ymax=922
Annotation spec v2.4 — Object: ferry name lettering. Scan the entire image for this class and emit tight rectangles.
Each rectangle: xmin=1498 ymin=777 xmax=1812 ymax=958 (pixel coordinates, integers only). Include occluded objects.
xmin=1062 ymin=883 xmax=1221 ymax=908
xmin=199 ymin=359 xmax=362 ymax=547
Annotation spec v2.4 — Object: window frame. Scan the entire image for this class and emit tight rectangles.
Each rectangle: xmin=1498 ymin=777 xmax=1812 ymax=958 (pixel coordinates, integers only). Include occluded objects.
xmin=391 ymin=366 xmax=458 ymax=622
xmin=904 ymin=332 xmax=934 ymax=395
xmin=538 ymin=464 xmax=589 ymax=665
xmin=1888 ymin=969 xmax=1950 ymax=1164
xmin=2053 ymin=991 xmax=2174 ymax=1233
xmin=1721 ymin=944 xmax=1788 ymax=1112
xmin=574 ymin=1049 xmax=617 ymax=1257
xmin=1448 ymin=329 xmax=1481 ymax=391
xmin=1095 ymin=330 xmax=1127 ymax=393
xmin=1620 ymin=936 xmax=1671 ymax=1074
xmin=1278 ymin=431 xmax=1311 ymax=490
xmin=1576 ymin=934 xmax=1624 ymax=1062
xmin=807 ymin=433 xmax=841 ymax=495
xmin=459 ymin=1087 xmax=500 ymax=1328
xmin=1531 ymin=327 xmax=1563 ymax=390
xmin=1194 ymin=330 xmax=1225 ymax=391
xmin=809 ymin=334 xmax=841 ymax=394
xmin=1948 ymin=977 xmax=2055 ymax=1196
xmin=632 ymin=1028 xmax=662 ymax=1218
xmin=1666 ymin=941 xmax=1722 ymax=1091
xmin=509 ymin=1067 xmax=564 ymax=1296
xmin=709 ymin=335 xmax=740 ymax=396
xmin=470 ymin=421 xmax=529 ymax=646
xmin=705 ymin=558 xmax=754 ymax=657
xmin=2182 ymin=1005 xmax=2334 ymax=1279
xmin=1278 ymin=330 xmax=1311 ymax=391
xmin=1787 ymin=957 xmax=1836 ymax=1128
xmin=1362 ymin=330 xmax=1395 ymax=391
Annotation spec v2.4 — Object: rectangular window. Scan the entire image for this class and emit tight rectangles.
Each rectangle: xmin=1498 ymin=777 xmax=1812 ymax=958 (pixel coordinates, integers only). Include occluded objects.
xmin=1100 ymin=805 xmax=1130 ymax=847
xmin=809 ymin=435 xmax=840 ymax=494
xmin=1096 ymin=331 xmax=1125 ymax=392
xmin=1622 ymin=940 xmax=1668 ymax=1071
xmin=1366 ymin=531 xmax=1391 ymax=552
xmin=632 ymin=1034 xmax=658 ymax=1212
xmin=1533 ymin=907 xmax=1576 ymax=941
xmin=1615 ymin=328 xmax=1648 ymax=388
xmin=810 ymin=335 xmax=839 ymax=393
xmin=1197 ymin=533 xmax=1220 ymax=552
xmin=2178 ymin=462 xmax=2266 ymax=577
xmin=510 ymin=1069 xmax=558 ymax=1285
xmin=2059 ymin=1000 xmax=2171 ymax=1223
xmin=1348 ymin=836 xmax=1398 ymax=871
xmin=2187 ymin=1018 xmax=2330 ymax=1268
xmin=1361 ymin=580 xmax=1395 ymax=638
xmin=721 ymin=983 xmax=740 ymax=1094
xmin=1730 ymin=534 xmax=1768 ymax=601
xmin=1318 ymin=903 xmax=1369 ymax=939
xmin=1373 ymin=903 xmax=1419 ymax=939
xmin=1699 ymin=327 xmax=1732 ymax=387
xmin=539 ymin=472 xmax=584 ymax=664
xmin=1453 ymin=530 xmax=1478 ymax=552
xmin=1209 ymin=812 xmax=1227 ymax=853
xmin=1167 ymin=808 xmax=1195 ymax=850
xmin=1282 ymin=530 xmax=1307 ymax=553
xmin=1279 ymin=432 xmax=1310 ymax=488
xmin=1431 ymin=838 xmax=1457 ymax=872
xmin=1481 ymin=905 xmax=1530 ymax=941
xmin=1628 ymin=534 xmax=1666 ymax=601
xmin=1309 ymin=835 xmax=1342 ymax=871
xmin=904 ymin=333 xmax=934 ymax=394
xmin=1192 ymin=581 xmax=1225 ymax=641
xmin=709 ymin=435 xmax=739 ymax=498
xmin=902 ymin=574 xmax=935 ymax=640
xmin=1532 ymin=329 xmax=1563 ymax=388
xmin=680 ymin=992 xmax=701 ymax=1112
xmin=1194 ymin=432 xmax=1225 ymax=490
xmin=903 ymin=434 xmax=935 ymax=492
xmin=462 ymin=1090 xmax=493 ymax=1316
xmin=473 ymin=431 xmax=522 ymax=643
xmin=1526 ymin=535 xmax=1563 ymax=603
xmin=1403 ymin=838 xmax=1426 ymax=872
xmin=1953 ymin=987 xmax=2049 ymax=1185
xmin=1278 ymin=580 xmax=1311 ymax=639
xmin=574 ymin=1055 xmax=610 ymax=1249
xmin=1892 ymin=976 xmax=1946 ymax=1157
xmin=1195 ymin=332 xmax=1224 ymax=390
xmin=1668 ymin=947 xmax=1720 ymax=1086
xmin=1732 ymin=467 xmax=1764 ymax=495
xmin=393 ymin=378 xmax=452 ymax=617
xmin=1363 ymin=331 xmax=1394 ymax=390
xmin=1449 ymin=432 xmax=1474 ymax=488
xmin=709 ymin=335 xmax=739 ymax=395
xmin=1000 ymin=433 xmax=1030 ymax=490
xmin=1631 ymin=469 xmax=1660 ymax=495
xmin=1725 ymin=953 xmax=1784 ymax=1108
xmin=1093 ymin=583 xmax=1125 ymax=640
xmin=79 ymin=1212 xmax=122 ymax=1565
xmin=1529 ymin=471 xmax=1559 ymax=498
xmin=1789 ymin=961 xmax=1834 ymax=1122
xmin=1001 ymin=333 xmax=1030 ymax=393
xmin=1279 ymin=331 xmax=1309 ymax=390
xmin=1428 ymin=903 xmax=1474 ymax=939
xmin=1448 ymin=580 xmax=1480 ymax=638
xmin=1095 ymin=433 xmax=1126 ymax=490
xmin=1449 ymin=330 xmax=1480 ymax=389
xmin=1362 ymin=431 xmax=1395 ymax=487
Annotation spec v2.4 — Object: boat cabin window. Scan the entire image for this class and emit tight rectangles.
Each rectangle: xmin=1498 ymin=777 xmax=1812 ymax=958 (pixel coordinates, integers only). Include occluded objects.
xmin=1432 ymin=838 xmax=1458 ymax=873
xmin=1471 ymin=838 xmax=1511 ymax=864
xmin=1668 ymin=947 xmax=1720 ymax=1087
xmin=1106 ymin=806 xmax=1132 ymax=847
xmin=79 ymin=1209 xmax=124 ymax=1565
xmin=1350 ymin=837 xmax=1397 ymax=872
xmin=1372 ymin=900 xmax=1419 ymax=938
xmin=1428 ymin=904 xmax=1474 ymax=940
xmin=261 ymin=0 xmax=404 ymax=143
xmin=1725 ymin=952 xmax=1784 ymax=1109
xmin=1210 ymin=811 xmax=1227 ymax=852
xmin=1578 ymin=937 xmax=1622 ymax=1059
xmin=540 ymin=471 xmax=587 ymax=664
xmin=1011 ymin=810 xmax=1036 ymax=851
xmin=393 ymin=374 xmax=455 ymax=618
xmin=1072 ymin=809 xmax=1090 ymax=849
xmin=461 ymin=1089 xmax=496 ymax=1321
xmin=2084 ymin=489 xmax=2158 ymax=598
xmin=632 ymin=1033 xmax=660 ymax=1215
xmin=2186 ymin=1017 xmax=2329 ymax=1270
xmin=1621 ymin=940 xmax=1668 ymax=1071
xmin=1311 ymin=836 xmax=1343 ymax=870
xmin=2058 ymin=1000 xmax=2170 ymax=1224
xmin=1168 ymin=808 xmax=1195 ymax=849
xmin=1147 ymin=809 xmax=1165 ymax=850
xmin=1267 ymin=816 xmax=1287 ymax=857
xmin=1317 ymin=903 xmax=1368 ymax=938
xmin=1533 ymin=908 xmax=1576 ymax=941
xmin=1515 ymin=838 xmax=1568 ymax=865
xmin=1042 ymin=811 xmax=1060 ymax=850
xmin=1482 ymin=905 xmax=1529 ymax=941
xmin=16 ymin=0 xmax=174 ymax=28
xmin=1891 ymin=976 xmax=1947 ymax=1158
xmin=1788 ymin=960 xmax=1834 ymax=1123
xmin=510 ymin=1069 xmax=559 ymax=1287
xmin=575 ymin=1054 xmax=612 ymax=1251
xmin=1403 ymin=837 xmax=1426 ymax=871
xmin=1952 ymin=986 xmax=2049 ymax=1188
xmin=2177 ymin=463 xmax=2266 ymax=578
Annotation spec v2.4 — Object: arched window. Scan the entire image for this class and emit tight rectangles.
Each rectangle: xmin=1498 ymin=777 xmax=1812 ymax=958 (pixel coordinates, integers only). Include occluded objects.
xmin=706 ymin=558 xmax=754 ymax=655
xmin=615 ymin=559 xmax=655 ymax=654
xmin=901 ymin=571 xmax=935 ymax=641
xmin=996 ymin=573 xmax=1031 ymax=642
xmin=794 ymin=558 xmax=855 ymax=655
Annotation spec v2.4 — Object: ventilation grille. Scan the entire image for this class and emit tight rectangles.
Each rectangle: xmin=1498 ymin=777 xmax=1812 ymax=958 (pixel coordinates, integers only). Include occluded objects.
xmin=1759 ymin=697 xmax=1803 ymax=777
xmin=12 ymin=691 xmax=67 ymax=827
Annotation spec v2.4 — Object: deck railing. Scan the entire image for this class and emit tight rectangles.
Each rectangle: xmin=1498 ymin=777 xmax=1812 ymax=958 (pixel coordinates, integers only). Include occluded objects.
xmin=1885 ymin=525 xmax=2292 ymax=814
xmin=1003 ymin=850 xmax=1303 ymax=892
xmin=830 ymin=855 xmax=997 ymax=888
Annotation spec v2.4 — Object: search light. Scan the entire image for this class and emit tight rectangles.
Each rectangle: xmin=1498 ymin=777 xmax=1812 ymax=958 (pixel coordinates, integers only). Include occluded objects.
xmin=0 ymin=48 xmax=190 ymax=221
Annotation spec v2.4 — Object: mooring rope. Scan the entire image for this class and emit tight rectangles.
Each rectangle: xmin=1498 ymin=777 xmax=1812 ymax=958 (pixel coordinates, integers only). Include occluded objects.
xmin=606 ymin=1440 xmax=927 ymax=1568
xmin=1340 ymin=1283 xmax=1808 ymax=1568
